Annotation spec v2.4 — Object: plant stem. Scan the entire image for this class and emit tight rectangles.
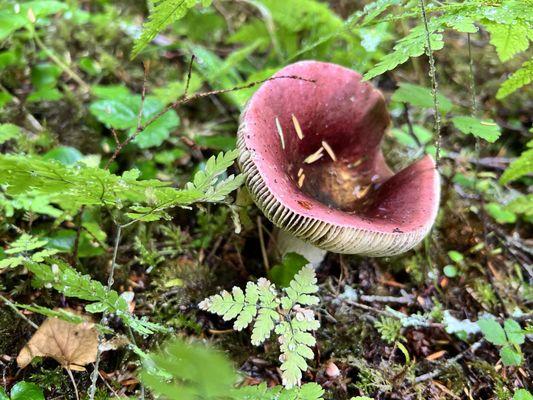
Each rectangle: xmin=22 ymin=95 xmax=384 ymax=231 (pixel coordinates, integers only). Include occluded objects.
xmin=0 ymin=294 xmax=39 ymax=330
xmin=419 ymin=0 xmax=442 ymax=167
xmin=33 ymin=34 xmax=91 ymax=93
xmin=88 ymin=223 xmax=123 ymax=400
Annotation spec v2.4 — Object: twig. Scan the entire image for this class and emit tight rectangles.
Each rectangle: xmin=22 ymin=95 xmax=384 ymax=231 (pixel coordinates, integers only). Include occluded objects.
xmin=444 ymin=152 xmax=514 ymax=171
xmin=183 ymin=55 xmax=195 ymax=98
xmin=97 ymin=370 xmax=121 ymax=398
xmin=341 ymin=298 xmax=444 ymax=329
xmin=66 ymin=368 xmax=80 ymax=400
xmin=0 ymin=294 xmax=39 ymax=330
xmin=0 ymin=83 xmax=44 ymax=132
xmin=89 ymin=224 xmax=123 ymax=400
xmin=33 ymin=34 xmax=90 ymax=93
xmin=104 ymin=74 xmax=315 ymax=168
xmin=414 ymin=340 xmax=483 ymax=383
xmin=403 ymin=103 xmax=422 ymax=147
xmin=359 ymin=293 xmax=415 ymax=304
xmin=419 ymin=0 xmax=442 ymax=167
xmin=136 ymin=62 xmax=149 ymax=131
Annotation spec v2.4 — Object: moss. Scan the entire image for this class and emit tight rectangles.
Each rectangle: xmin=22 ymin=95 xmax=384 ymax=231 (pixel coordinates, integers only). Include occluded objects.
xmin=0 ymin=306 xmax=24 ymax=354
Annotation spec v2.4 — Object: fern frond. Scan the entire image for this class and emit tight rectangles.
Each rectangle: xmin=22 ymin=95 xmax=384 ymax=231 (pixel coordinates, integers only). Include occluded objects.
xmin=282 ymin=266 xmax=320 ymax=309
xmin=496 ymin=59 xmax=533 ymax=100
xmin=132 ymin=0 xmax=212 ymax=58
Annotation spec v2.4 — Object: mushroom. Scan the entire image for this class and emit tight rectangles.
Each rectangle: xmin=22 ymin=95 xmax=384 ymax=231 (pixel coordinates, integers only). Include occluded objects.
xmin=237 ymin=61 xmax=440 ymax=258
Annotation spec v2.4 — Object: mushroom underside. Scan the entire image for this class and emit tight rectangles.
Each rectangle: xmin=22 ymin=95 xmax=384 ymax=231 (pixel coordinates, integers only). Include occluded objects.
xmin=238 ymin=61 xmax=440 ymax=256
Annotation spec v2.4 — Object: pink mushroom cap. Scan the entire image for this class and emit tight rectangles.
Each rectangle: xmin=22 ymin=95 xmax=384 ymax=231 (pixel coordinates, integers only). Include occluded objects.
xmin=237 ymin=61 xmax=440 ymax=256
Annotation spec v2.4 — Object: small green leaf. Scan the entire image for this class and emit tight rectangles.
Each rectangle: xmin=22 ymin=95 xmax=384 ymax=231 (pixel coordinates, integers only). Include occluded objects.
xmin=513 ymin=389 xmax=533 ymax=400
xmin=504 ymin=319 xmax=525 ymax=345
xmin=443 ymin=265 xmax=458 ymax=278
xmin=90 ymin=99 xmax=137 ymax=130
xmin=486 ymin=203 xmax=517 ymax=224
xmin=43 ymin=146 xmax=83 ymax=165
xmin=478 ymin=318 xmax=507 ymax=346
xmin=452 ymin=116 xmax=501 ymax=143
xmin=497 ymin=59 xmax=533 ymax=99
xmin=485 ymin=21 xmax=530 ymax=62
xmin=269 ymin=252 xmax=308 ymax=288
xmin=10 ymin=382 xmax=45 ymax=400
xmin=500 ymin=345 xmax=522 ymax=366
xmin=0 ymin=123 xmax=21 ymax=144
xmin=447 ymin=250 xmax=464 ymax=263
xmin=392 ymin=83 xmax=453 ymax=113
xmin=500 ymin=146 xmax=533 ymax=184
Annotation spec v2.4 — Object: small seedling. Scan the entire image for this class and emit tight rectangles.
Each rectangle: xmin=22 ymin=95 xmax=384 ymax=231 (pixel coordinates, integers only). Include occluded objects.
xmin=478 ymin=318 xmax=526 ymax=366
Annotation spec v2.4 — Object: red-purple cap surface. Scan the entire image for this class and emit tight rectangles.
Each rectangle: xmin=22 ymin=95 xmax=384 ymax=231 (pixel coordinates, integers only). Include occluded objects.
xmin=237 ymin=61 xmax=440 ymax=256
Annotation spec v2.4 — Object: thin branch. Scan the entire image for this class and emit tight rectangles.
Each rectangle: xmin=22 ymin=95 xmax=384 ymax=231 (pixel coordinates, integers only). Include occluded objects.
xmin=33 ymin=34 xmax=90 ymax=93
xmin=89 ymin=223 xmax=123 ymax=400
xmin=419 ymin=0 xmax=442 ymax=167
xmin=184 ymin=54 xmax=196 ymax=98
xmin=104 ymin=74 xmax=315 ymax=169
xmin=403 ymin=103 xmax=422 ymax=147
xmin=0 ymin=294 xmax=39 ymax=330
xmin=359 ymin=293 xmax=415 ymax=304
xmin=66 ymin=368 xmax=80 ymax=400
xmin=136 ymin=62 xmax=149 ymax=131
xmin=415 ymin=340 xmax=483 ymax=383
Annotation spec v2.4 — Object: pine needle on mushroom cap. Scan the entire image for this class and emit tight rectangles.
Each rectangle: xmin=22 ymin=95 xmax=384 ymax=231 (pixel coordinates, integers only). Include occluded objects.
xmin=298 ymin=173 xmax=306 ymax=188
xmin=292 ymin=114 xmax=304 ymax=140
xmin=304 ymin=147 xmax=324 ymax=164
xmin=275 ymin=117 xmax=285 ymax=149
xmin=321 ymin=140 xmax=337 ymax=161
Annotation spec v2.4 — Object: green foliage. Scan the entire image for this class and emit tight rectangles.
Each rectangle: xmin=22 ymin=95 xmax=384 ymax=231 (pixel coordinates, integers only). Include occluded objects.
xmin=140 ymin=338 xmax=325 ymax=399
xmin=25 ymin=258 xmax=166 ymax=335
xmin=496 ymin=60 xmax=533 ymax=99
xmin=140 ymin=338 xmax=236 ymax=399
xmin=513 ymin=389 xmax=533 ymax=400
xmin=364 ymin=0 xmax=533 ymax=80
xmin=0 ymin=149 xmax=242 ymax=221
xmin=0 ymin=381 xmax=45 ymax=400
xmin=268 ymin=252 xmax=308 ymax=288
xmin=0 ymin=123 xmax=20 ymax=144
xmin=200 ymin=267 xmax=320 ymax=388
xmin=374 ymin=317 xmax=404 ymax=344
xmin=364 ymin=24 xmax=444 ymax=80
xmin=451 ymin=116 xmax=501 ymax=143
xmin=485 ymin=21 xmax=530 ymax=63
xmin=478 ymin=318 xmax=525 ymax=366
xmin=391 ymin=82 xmax=452 ymax=114
xmin=486 ymin=203 xmax=517 ymax=224
xmin=132 ymin=0 xmax=212 ymax=58
xmin=0 ymin=234 xmax=59 ymax=269
xmin=90 ymin=89 xmax=180 ymax=149
xmin=500 ymin=142 xmax=533 ymax=184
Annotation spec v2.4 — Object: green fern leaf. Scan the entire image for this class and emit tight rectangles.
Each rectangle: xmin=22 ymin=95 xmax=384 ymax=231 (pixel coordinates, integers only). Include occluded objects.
xmin=500 ymin=143 xmax=533 ymax=184
xmin=485 ymin=20 xmax=530 ymax=62
xmin=497 ymin=59 xmax=533 ymax=99
xmin=282 ymin=266 xmax=319 ymax=309
xmin=364 ymin=24 xmax=444 ymax=80
xmin=132 ymin=0 xmax=212 ymax=58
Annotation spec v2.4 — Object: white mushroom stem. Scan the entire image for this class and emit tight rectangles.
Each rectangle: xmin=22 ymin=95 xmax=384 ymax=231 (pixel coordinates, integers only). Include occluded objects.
xmin=274 ymin=228 xmax=327 ymax=268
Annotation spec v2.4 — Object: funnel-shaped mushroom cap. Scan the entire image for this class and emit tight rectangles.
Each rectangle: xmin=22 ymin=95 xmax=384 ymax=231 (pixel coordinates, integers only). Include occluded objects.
xmin=237 ymin=61 xmax=440 ymax=256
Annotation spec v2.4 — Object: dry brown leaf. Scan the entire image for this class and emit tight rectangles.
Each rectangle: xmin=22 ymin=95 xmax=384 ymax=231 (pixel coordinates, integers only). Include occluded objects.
xmin=17 ymin=313 xmax=98 ymax=371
